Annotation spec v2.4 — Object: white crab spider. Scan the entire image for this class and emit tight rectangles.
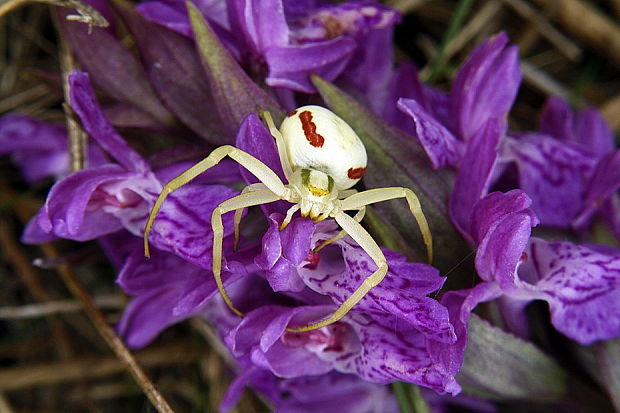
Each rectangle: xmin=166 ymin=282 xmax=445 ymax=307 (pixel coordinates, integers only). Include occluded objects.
xmin=144 ymin=105 xmax=433 ymax=333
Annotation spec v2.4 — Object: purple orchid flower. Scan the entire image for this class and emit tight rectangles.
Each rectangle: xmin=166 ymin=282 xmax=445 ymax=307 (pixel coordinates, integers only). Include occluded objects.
xmin=396 ymin=32 xmax=520 ymax=170
xmin=394 ymin=33 xmax=521 ymax=239
xmin=22 ymin=70 xmax=241 ymax=271
xmin=138 ymin=0 xmax=399 ymax=96
xmin=0 ymin=114 xmax=107 ymax=184
xmin=503 ymin=96 xmax=620 ymax=234
xmin=222 ymin=365 xmax=400 ymax=413
xmin=446 ymin=189 xmax=620 ymax=346
xmin=225 ymin=302 xmax=460 ymax=394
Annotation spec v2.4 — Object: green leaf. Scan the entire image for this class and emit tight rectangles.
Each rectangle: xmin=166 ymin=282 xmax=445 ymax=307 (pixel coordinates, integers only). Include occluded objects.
xmin=597 ymin=338 xmax=620 ymax=411
xmin=187 ymin=1 xmax=283 ymax=136
xmin=459 ymin=315 xmax=567 ymax=402
xmin=311 ymin=75 xmax=470 ymax=275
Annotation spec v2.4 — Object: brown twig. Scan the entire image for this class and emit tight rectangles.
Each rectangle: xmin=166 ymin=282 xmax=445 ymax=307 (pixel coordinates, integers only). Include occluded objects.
xmin=38 ymin=242 xmax=177 ymax=413
xmin=0 ymin=342 xmax=196 ymax=391
xmin=532 ymin=0 xmax=620 ymax=67
xmin=0 ymin=294 xmax=124 ymax=319
xmin=0 ymin=218 xmax=74 ymax=359
xmin=502 ymin=0 xmax=582 ymax=61
xmin=601 ymin=93 xmax=620 ymax=132
xmin=51 ymin=10 xmax=87 ymax=172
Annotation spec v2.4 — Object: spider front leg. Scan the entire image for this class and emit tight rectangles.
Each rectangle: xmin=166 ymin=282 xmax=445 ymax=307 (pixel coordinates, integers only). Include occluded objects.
xmin=313 ymin=206 xmax=366 ymax=253
xmin=212 ymin=190 xmax=284 ymax=317
xmin=144 ymin=145 xmax=287 ymax=257
xmin=287 ymin=210 xmax=387 ymax=332
xmin=340 ymin=187 xmax=433 ymax=263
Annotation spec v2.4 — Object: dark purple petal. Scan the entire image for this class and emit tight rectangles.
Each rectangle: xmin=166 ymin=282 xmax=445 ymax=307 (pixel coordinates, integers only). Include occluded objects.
xmin=472 ymin=191 xmax=538 ymax=290
xmin=0 ymin=115 xmax=67 ymax=183
xmin=451 ymin=32 xmax=520 ymax=141
xmin=381 ymin=63 xmax=424 ymax=134
xmin=234 ymin=114 xmax=289 ymax=220
xmin=117 ymin=245 xmax=188 ymax=295
xmin=538 ymin=96 xmax=573 ymax=143
xmin=58 ymin=11 xmax=172 ymax=124
xmin=505 ymin=133 xmax=597 ymax=227
xmin=469 ymin=189 xmax=537 ymax=246
xmin=117 ymin=2 xmax=228 ymax=143
xmin=117 ymin=246 xmax=247 ymax=347
xmin=397 ymin=98 xmax=463 ymax=169
xmin=449 ymin=119 xmax=503 ymax=240
xmin=574 ymin=106 xmax=615 ymax=156
xmin=255 ymin=214 xmax=314 ymax=292
xmin=0 ymin=114 xmax=107 ymax=183
xmin=278 ymin=372 xmax=399 ymax=413
xmin=69 ymin=71 xmax=151 ymax=173
xmin=235 ymin=113 xmax=286 ymax=182
xmin=265 ymin=39 xmax=356 ymax=93
xmin=525 ymin=239 xmax=620 ymax=345
xmin=574 ymin=150 xmax=620 ymax=230
xmin=340 ymin=27 xmax=394 ymax=111
xmin=117 ymin=283 xmax=187 ymax=347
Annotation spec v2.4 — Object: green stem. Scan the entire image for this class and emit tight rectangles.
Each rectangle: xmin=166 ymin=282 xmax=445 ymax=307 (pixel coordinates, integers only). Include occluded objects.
xmin=425 ymin=0 xmax=475 ymax=83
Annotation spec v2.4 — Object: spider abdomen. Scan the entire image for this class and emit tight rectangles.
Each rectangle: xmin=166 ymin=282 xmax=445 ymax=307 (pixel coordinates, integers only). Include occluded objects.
xmin=280 ymin=105 xmax=367 ymax=190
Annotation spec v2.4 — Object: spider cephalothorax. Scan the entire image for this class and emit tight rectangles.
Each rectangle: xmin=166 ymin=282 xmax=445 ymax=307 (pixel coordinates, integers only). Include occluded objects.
xmin=144 ymin=105 xmax=432 ymax=332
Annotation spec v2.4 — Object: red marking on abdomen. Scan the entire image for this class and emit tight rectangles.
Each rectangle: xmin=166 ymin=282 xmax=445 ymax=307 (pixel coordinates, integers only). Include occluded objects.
xmin=287 ymin=110 xmax=297 ymax=117
xmin=299 ymin=111 xmax=325 ymax=147
xmin=347 ymin=167 xmax=366 ymax=179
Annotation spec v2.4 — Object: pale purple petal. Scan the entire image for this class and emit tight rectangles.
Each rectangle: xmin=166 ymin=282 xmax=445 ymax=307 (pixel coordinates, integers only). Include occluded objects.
xmin=24 ymin=165 xmax=138 ymax=242
xmin=298 ymin=225 xmax=455 ymax=343
xmin=451 ymin=32 xmax=521 ymax=141
xmin=525 ymin=239 xmax=620 ymax=345
xmin=505 ymin=133 xmax=597 ymax=227
xmin=397 ymin=98 xmax=463 ymax=169
xmin=539 ymin=96 xmax=615 ymax=156
xmin=229 ymin=0 xmax=288 ymax=54
xmin=146 ymin=183 xmax=239 ymax=269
